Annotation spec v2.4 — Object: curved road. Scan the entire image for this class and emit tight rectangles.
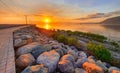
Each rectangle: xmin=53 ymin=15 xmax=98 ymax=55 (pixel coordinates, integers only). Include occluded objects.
xmin=0 ymin=26 xmax=28 ymax=73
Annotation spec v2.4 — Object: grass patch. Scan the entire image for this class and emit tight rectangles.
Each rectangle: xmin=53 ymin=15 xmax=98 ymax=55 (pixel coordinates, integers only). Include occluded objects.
xmin=56 ymin=30 xmax=107 ymax=42
xmin=67 ymin=37 xmax=78 ymax=45
xmin=72 ymin=31 xmax=107 ymax=42
xmin=52 ymin=32 xmax=78 ymax=46
xmin=87 ymin=42 xmax=111 ymax=62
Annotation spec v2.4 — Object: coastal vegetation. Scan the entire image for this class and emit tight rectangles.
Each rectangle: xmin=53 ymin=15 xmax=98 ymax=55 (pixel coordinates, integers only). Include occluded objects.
xmin=52 ymin=33 xmax=78 ymax=46
xmin=87 ymin=42 xmax=111 ymax=61
xmin=53 ymin=30 xmax=107 ymax=42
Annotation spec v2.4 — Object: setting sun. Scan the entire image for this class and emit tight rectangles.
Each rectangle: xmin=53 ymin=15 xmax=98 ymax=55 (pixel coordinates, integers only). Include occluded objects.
xmin=44 ymin=18 xmax=50 ymax=23
xmin=43 ymin=18 xmax=51 ymax=29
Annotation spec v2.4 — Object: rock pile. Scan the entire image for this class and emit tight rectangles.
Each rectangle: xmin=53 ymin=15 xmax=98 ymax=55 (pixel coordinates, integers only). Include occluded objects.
xmin=14 ymin=26 xmax=120 ymax=73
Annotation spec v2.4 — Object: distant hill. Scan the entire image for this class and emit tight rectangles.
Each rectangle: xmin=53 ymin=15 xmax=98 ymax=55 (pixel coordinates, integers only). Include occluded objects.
xmin=102 ymin=16 xmax=120 ymax=24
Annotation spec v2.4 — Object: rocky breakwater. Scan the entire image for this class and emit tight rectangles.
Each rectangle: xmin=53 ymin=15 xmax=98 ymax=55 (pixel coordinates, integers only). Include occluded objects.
xmin=13 ymin=26 xmax=120 ymax=73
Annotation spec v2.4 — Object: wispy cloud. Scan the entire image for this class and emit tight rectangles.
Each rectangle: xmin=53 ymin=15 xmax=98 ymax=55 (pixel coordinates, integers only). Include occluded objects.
xmin=0 ymin=0 xmax=84 ymax=19
xmin=76 ymin=10 xmax=120 ymax=20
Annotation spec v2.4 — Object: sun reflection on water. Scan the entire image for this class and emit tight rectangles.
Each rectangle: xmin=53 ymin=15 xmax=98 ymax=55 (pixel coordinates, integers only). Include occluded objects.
xmin=44 ymin=23 xmax=50 ymax=29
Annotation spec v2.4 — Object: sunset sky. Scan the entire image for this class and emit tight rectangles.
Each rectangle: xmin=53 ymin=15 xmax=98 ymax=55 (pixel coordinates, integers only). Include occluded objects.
xmin=0 ymin=0 xmax=120 ymax=24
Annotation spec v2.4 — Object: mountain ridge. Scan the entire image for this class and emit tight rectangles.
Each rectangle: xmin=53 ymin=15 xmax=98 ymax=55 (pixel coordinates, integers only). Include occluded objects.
xmin=102 ymin=16 xmax=120 ymax=24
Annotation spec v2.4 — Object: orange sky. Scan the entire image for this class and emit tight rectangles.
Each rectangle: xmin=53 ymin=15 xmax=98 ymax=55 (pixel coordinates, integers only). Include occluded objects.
xmin=0 ymin=14 xmax=106 ymax=24
xmin=0 ymin=0 xmax=120 ymax=24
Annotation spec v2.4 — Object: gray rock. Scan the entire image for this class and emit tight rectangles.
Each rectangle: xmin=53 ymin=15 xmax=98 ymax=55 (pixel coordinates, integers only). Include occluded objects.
xmin=14 ymin=34 xmax=21 ymax=39
xmin=14 ymin=39 xmax=27 ymax=47
xmin=49 ymin=41 xmax=62 ymax=49
xmin=70 ymin=46 xmax=78 ymax=52
xmin=88 ymin=56 xmax=95 ymax=59
xmin=61 ymin=54 xmax=75 ymax=63
xmin=76 ymin=58 xmax=88 ymax=68
xmin=68 ymin=50 xmax=78 ymax=60
xmin=37 ymin=50 xmax=60 ymax=73
xmin=16 ymin=53 xmax=35 ymax=69
xmin=108 ymin=67 xmax=120 ymax=73
xmin=61 ymin=48 xmax=67 ymax=55
xmin=21 ymin=34 xmax=32 ymax=40
xmin=16 ymin=42 xmax=41 ymax=56
xmin=43 ymin=44 xmax=52 ymax=51
xmin=96 ymin=60 xmax=108 ymax=71
xmin=22 ymin=64 xmax=48 ymax=73
xmin=52 ymin=44 xmax=62 ymax=49
xmin=78 ymin=40 xmax=87 ymax=50
xmin=65 ymin=45 xmax=72 ymax=50
xmin=55 ymin=48 xmax=64 ymax=57
xmin=59 ymin=43 xmax=65 ymax=47
xmin=49 ymin=40 xmax=57 ymax=44
xmin=87 ymin=58 xmax=95 ymax=64
xmin=103 ymin=62 xmax=111 ymax=68
xmin=58 ymin=60 xmax=74 ymax=73
xmin=78 ymin=51 xmax=87 ymax=59
xmin=31 ymin=45 xmax=46 ymax=59
xmin=75 ymin=68 xmax=85 ymax=73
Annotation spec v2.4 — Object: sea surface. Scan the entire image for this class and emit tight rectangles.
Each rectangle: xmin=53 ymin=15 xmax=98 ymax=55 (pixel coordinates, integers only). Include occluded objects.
xmin=37 ymin=23 xmax=120 ymax=41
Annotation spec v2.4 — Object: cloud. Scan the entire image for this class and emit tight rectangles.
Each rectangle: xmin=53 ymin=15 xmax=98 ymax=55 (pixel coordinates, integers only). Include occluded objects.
xmin=76 ymin=10 xmax=120 ymax=20
xmin=0 ymin=0 xmax=84 ymax=19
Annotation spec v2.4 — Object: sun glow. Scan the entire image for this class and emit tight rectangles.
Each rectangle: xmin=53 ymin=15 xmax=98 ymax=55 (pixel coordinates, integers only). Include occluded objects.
xmin=43 ymin=18 xmax=51 ymax=29
xmin=44 ymin=23 xmax=50 ymax=29
xmin=44 ymin=18 xmax=50 ymax=23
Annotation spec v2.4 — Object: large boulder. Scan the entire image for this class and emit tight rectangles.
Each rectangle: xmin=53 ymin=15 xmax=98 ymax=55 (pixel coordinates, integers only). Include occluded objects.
xmin=87 ymin=58 xmax=95 ymax=64
xmin=88 ymin=56 xmax=96 ymax=60
xmin=78 ymin=40 xmax=87 ymax=50
xmin=14 ymin=39 xmax=27 ymax=48
xmin=67 ymin=50 xmax=78 ymax=60
xmin=31 ymin=45 xmax=46 ymax=59
xmin=70 ymin=46 xmax=78 ymax=52
xmin=14 ymin=34 xmax=21 ymax=39
xmin=55 ymin=48 xmax=64 ymax=57
xmin=22 ymin=64 xmax=48 ymax=73
xmin=96 ymin=60 xmax=108 ymax=71
xmin=75 ymin=68 xmax=87 ymax=73
xmin=16 ymin=53 xmax=35 ymax=69
xmin=76 ymin=58 xmax=88 ymax=68
xmin=37 ymin=50 xmax=60 ymax=73
xmin=65 ymin=45 xmax=72 ymax=50
xmin=78 ymin=51 xmax=87 ymax=59
xmin=21 ymin=34 xmax=32 ymax=40
xmin=103 ymin=62 xmax=111 ymax=68
xmin=43 ymin=44 xmax=52 ymax=51
xmin=108 ymin=67 xmax=120 ymax=73
xmin=49 ymin=41 xmax=62 ymax=49
xmin=16 ymin=42 xmax=42 ymax=56
xmin=58 ymin=54 xmax=75 ymax=73
xmin=58 ymin=60 xmax=74 ymax=73
xmin=61 ymin=54 xmax=75 ymax=63
xmin=87 ymin=56 xmax=96 ymax=64
xmin=61 ymin=48 xmax=68 ymax=55
xmin=83 ymin=62 xmax=104 ymax=73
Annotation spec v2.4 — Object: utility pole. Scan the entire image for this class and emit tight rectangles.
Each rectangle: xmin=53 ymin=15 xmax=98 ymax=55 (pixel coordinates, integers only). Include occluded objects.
xmin=25 ymin=15 xmax=28 ymax=24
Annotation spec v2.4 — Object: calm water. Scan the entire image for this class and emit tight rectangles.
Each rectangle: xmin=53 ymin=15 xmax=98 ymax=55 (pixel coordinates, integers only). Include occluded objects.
xmin=37 ymin=23 xmax=120 ymax=41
